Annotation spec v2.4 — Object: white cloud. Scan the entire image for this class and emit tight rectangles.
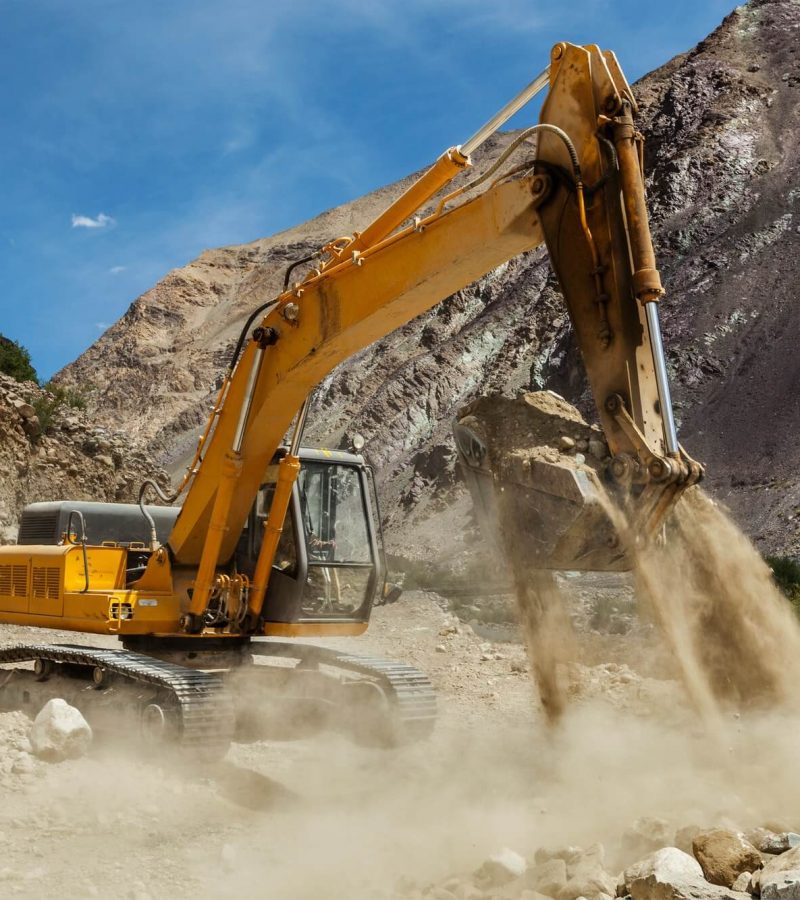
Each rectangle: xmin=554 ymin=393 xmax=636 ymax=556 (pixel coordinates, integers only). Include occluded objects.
xmin=71 ymin=212 xmax=115 ymax=229
xmin=109 ymin=265 xmax=126 ymax=274
xmin=94 ymin=321 xmax=111 ymax=330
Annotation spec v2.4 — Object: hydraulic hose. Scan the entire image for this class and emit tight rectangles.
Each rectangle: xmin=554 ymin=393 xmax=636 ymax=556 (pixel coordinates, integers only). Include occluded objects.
xmin=436 ymin=123 xmax=582 ymax=215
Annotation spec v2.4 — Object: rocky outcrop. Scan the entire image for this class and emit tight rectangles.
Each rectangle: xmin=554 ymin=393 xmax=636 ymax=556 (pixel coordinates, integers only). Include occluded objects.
xmin=55 ymin=0 xmax=800 ymax=557
xmin=0 ymin=374 xmax=169 ymax=543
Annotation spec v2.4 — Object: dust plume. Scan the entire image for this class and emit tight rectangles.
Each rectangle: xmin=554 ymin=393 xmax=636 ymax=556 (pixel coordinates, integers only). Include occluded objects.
xmin=457 ymin=391 xmax=800 ymax=731
xmin=509 ymin=480 xmax=800 ymax=729
xmin=632 ymin=487 xmax=800 ymax=716
xmin=512 ymin=571 xmax=576 ymax=723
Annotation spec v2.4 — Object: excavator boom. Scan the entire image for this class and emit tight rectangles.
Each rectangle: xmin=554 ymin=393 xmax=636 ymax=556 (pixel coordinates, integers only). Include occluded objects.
xmin=0 ymin=43 xmax=701 ymax=757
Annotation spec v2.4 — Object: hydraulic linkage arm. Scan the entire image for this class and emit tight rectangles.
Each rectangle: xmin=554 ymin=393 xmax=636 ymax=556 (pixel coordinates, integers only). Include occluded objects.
xmin=165 ymin=42 xmax=701 ymax=632
xmin=532 ymin=42 xmax=702 ymax=531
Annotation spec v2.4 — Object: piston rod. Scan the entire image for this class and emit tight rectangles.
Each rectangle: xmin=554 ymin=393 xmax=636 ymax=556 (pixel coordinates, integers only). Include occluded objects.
xmin=289 ymin=398 xmax=311 ymax=456
xmin=644 ymin=301 xmax=680 ymax=456
xmin=460 ymin=68 xmax=550 ymax=157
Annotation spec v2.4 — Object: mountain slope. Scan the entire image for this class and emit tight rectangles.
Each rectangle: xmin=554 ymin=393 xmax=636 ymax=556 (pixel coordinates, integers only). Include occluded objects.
xmin=58 ymin=0 xmax=800 ymax=556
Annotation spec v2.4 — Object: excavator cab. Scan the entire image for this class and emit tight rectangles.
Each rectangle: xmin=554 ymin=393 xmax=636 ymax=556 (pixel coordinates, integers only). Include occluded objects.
xmin=235 ymin=448 xmax=386 ymax=627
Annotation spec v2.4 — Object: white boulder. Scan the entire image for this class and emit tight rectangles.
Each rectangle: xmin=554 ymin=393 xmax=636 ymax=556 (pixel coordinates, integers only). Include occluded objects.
xmin=30 ymin=699 xmax=92 ymax=761
xmin=622 ymin=847 xmax=751 ymax=900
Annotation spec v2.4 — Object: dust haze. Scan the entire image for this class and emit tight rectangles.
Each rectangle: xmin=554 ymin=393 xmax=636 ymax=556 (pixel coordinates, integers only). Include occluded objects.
xmin=5 ymin=488 xmax=800 ymax=899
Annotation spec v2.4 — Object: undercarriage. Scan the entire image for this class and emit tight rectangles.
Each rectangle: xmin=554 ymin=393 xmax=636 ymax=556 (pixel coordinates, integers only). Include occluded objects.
xmin=0 ymin=640 xmax=437 ymax=759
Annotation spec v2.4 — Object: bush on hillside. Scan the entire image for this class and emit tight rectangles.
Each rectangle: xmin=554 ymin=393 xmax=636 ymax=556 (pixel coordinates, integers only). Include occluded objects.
xmin=0 ymin=334 xmax=37 ymax=383
xmin=766 ymin=554 xmax=800 ymax=614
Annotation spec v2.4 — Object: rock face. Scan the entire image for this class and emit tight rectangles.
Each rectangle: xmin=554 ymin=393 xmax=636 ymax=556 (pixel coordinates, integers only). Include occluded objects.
xmin=0 ymin=374 xmax=169 ymax=544
xmin=55 ymin=0 xmax=800 ymax=558
xmin=692 ymin=829 xmax=762 ymax=888
xmin=29 ymin=699 xmax=92 ymax=761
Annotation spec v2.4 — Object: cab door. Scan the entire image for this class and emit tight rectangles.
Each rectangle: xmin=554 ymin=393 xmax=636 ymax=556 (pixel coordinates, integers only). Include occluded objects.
xmin=259 ymin=457 xmax=383 ymax=624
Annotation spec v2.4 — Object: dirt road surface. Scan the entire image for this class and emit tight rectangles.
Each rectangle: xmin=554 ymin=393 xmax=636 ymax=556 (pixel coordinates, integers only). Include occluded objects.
xmin=0 ymin=591 xmax=797 ymax=899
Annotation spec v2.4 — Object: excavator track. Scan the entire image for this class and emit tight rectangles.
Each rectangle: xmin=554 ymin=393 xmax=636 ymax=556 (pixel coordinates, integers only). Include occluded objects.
xmin=0 ymin=641 xmax=435 ymax=754
xmin=251 ymin=640 xmax=437 ymax=745
xmin=0 ymin=644 xmax=234 ymax=759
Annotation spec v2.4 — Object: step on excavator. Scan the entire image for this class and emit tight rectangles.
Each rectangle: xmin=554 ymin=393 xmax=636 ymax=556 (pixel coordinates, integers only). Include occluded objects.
xmin=0 ymin=43 xmax=701 ymax=757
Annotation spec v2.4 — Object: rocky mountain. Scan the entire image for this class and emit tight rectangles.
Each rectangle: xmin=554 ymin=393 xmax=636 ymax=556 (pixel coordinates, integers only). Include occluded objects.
xmin=57 ymin=0 xmax=800 ymax=558
xmin=0 ymin=374 xmax=168 ymax=543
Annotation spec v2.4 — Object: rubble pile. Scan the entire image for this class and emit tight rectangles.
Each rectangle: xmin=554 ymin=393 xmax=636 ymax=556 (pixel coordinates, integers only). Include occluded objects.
xmin=0 ymin=373 xmax=170 ymax=543
xmin=409 ymin=825 xmax=800 ymax=900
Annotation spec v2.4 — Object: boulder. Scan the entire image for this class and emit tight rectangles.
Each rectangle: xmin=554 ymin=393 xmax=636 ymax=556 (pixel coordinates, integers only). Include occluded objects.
xmin=524 ymin=858 xmax=567 ymax=897
xmin=622 ymin=847 xmax=751 ymax=900
xmin=623 ymin=817 xmax=673 ymax=860
xmin=535 ymin=848 xmax=585 ymax=867
xmin=474 ymin=848 xmax=527 ymax=889
xmin=21 ymin=415 xmax=40 ymax=437
xmin=557 ymin=867 xmax=615 ymax=900
xmin=588 ymin=438 xmax=609 ymax=461
xmin=558 ymin=844 xmax=615 ymax=900
xmin=746 ymin=828 xmax=780 ymax=854
xmin=675 ymin=826 xmax=703 ymax=856
xmin=760 ymin=846 xmax=800 ymax=900
xmin=763 ymin=835 xmax=800 ymax=856
xmin=13 ymin=400 xmax=36 ymax=419
xmin=30 ymin=699 xmax=92 ymax=761
xmin=692 ymin=829 xmax=762 ymax=888
xmin=763 ymin=879 xmax=800 ymax=900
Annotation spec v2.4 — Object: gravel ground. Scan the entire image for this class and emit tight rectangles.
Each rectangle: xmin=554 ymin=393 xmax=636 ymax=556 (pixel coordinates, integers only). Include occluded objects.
xmin=0 ymin=590 xmax=796 ymax=899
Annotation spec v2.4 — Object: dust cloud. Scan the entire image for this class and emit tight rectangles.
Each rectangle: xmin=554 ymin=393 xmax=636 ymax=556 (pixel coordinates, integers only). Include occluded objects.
xmin=634 ymin=487 xmax=800 ymax=716
xmin=512 ymin=483 xmax=800 ymax=731
xmin=199 ymin=481 xmax=800 ymax=898
xmin=601 ymin=485 xmax=800 ymax=730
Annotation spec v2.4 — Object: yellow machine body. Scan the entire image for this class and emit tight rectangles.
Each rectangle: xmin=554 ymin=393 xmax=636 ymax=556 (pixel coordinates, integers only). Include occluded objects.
xmin=3 ymin=43 xmax=699 ymax=645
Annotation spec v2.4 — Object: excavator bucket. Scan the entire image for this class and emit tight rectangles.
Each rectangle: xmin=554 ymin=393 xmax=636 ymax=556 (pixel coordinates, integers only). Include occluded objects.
xmin=454 ymin=391 xmax=629 ymax=572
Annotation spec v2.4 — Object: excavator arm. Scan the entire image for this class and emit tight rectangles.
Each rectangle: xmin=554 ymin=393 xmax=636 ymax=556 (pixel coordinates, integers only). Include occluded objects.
xmin=164 ymin=42 xmax=701 ymax=631
xmin=0 ymin=42 xmax=705 ymax=759
xmin=455 ymin=43 xmax=702 ymax=571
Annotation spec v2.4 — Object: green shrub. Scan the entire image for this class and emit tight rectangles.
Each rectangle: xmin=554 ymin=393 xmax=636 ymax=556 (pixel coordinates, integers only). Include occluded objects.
xmin=0 ymin=334 xmax=37 ymax=383
xmin=42 ymin=381 xmax=87 ymax=410
xmin=29 ymin=383 xmax=87 ymax=437
xmin=766 ymin=555 xmax=800 ymax=614
xmin=30 ymin=394 xmax=59 ymax=435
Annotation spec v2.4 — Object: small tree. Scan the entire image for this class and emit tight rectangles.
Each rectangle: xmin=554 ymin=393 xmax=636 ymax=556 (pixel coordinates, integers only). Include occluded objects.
xmin=0 ymin=334 xmax=37 ymax=383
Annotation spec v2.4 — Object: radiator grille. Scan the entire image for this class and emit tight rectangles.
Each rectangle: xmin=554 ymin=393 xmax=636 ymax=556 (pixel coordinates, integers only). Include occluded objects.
xmin=18 ymin=512 xmax=59 ymax=544
xmin=32 ymin=567 xmax=60 ymax=601
xmin=0 ymin=565 xmax=27 ymax=597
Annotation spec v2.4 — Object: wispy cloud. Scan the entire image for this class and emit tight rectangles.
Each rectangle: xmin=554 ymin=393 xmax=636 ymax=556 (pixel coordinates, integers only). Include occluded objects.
xmin=109 ymin=265 xmax=126 ymax=274
xmin=94 ymin=321 xmax=111 ymax=330
xmin=71 ymin=212 xmax=115 ymax=229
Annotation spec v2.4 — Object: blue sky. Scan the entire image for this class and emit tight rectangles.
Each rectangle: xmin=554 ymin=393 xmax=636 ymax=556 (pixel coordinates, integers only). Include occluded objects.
xmin=0 ymin=0 xmax=736 ymax=380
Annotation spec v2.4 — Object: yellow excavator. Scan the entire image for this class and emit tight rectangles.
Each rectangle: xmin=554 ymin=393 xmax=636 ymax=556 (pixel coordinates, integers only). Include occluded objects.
xmin=0 ymin=43 xmax=701 ymax=756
